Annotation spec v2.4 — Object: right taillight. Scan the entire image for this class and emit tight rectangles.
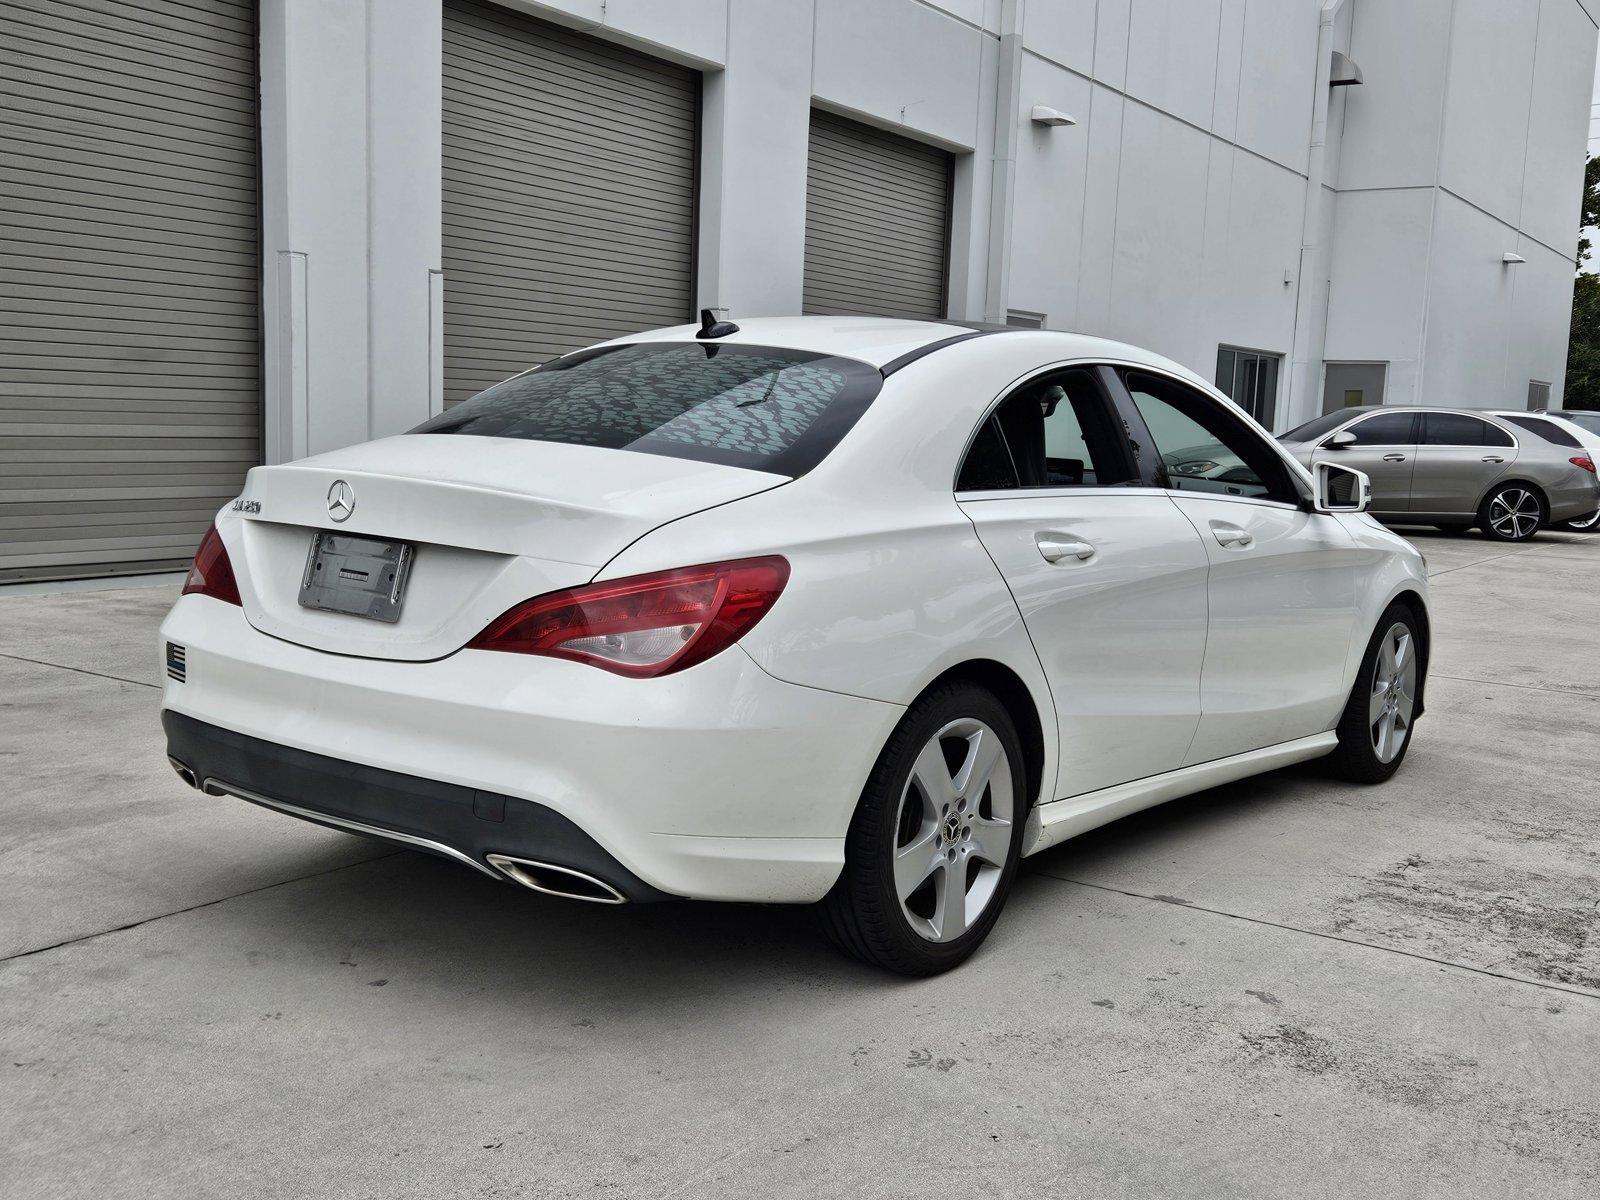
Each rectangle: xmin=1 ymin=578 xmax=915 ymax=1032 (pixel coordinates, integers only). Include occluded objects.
xmin=1570 ymin=456 xmax=1596 ymax=474
xmin=182 ymin=524 xmax=242 ymax=606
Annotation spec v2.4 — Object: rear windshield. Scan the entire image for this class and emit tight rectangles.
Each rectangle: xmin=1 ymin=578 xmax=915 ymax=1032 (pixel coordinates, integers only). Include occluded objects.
xmin=411 ymin=343 xmax=882 ymax=476
xmin=1555 ymin=410 xmax=1600 ymax=436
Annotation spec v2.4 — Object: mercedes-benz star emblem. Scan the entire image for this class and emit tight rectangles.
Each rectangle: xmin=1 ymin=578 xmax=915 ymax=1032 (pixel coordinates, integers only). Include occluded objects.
xmin=326 ymin=479 xmax=355 ymax=522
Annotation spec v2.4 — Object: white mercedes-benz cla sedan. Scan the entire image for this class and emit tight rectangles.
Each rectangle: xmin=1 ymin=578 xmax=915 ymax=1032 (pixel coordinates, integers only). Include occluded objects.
xmin=160 ymin=315 xmax=1429 ymax=975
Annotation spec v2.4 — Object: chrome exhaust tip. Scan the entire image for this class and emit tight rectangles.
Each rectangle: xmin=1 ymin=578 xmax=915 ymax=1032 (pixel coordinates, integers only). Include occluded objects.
xmin=168 ymin=757 xmax=199 ymax=789
xmin=485 ymin=853 xmax=628 ymax=905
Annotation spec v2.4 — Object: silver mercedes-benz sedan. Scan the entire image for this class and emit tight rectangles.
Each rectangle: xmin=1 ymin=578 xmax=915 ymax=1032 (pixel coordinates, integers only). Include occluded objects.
xmin=1279 ymin=407 xmax=1600 ymax=542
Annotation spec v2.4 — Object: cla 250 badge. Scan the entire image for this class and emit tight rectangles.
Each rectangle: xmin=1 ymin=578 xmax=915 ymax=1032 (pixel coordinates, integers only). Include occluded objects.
xmin=230 ymin=498 xmax=261 ymax=514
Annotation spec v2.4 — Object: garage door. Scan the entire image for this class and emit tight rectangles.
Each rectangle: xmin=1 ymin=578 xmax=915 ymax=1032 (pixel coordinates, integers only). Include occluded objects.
xmin=0 ymin=0 xmax=260 ymax=583
xmin=441 ymin=0 xmax=698 ymax=407
xmin=802 ymin=110 xmax=952 ymax=320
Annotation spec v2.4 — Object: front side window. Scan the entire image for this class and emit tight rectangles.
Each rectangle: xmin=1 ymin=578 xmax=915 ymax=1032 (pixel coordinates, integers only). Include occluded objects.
xmin=1124 ymin=371 xmax=1296 ymax=503
xmin=1282 ymin=411 xmax=1357 ymax=443
xmin=1422 ymin=412 xmax=1513 ymax=447
xmin=956 ymin=370 xmax=1132 ymax=491
xmin=1346 ymin=412 xmax=1418 ymax=446
xmin=411 ymin=343 xmax=882 ymax=476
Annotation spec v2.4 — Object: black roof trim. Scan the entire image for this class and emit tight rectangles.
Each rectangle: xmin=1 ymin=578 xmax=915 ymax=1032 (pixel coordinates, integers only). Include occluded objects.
xmin=880 ymin=328 xmax=1021 ymax=378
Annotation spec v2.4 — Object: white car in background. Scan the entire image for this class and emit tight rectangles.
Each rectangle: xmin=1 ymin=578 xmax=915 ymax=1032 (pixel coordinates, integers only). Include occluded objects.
xmin=160 ymin=316 xmax=1430 ymax=975
xmin=1492 ymin=410 xmax=1600 ymax=531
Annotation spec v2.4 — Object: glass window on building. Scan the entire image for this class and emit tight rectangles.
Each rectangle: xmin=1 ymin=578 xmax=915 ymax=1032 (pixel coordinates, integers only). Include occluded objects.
xmin=1215 ymin=346 xmax=1282 ymax=430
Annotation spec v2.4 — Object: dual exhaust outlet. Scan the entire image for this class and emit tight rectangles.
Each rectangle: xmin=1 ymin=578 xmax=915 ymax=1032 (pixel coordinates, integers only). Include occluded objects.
xmin=168 ymin=756 xmax=627 ymax=905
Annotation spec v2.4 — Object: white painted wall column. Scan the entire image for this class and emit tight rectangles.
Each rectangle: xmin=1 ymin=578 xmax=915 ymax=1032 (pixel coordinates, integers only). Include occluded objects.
xmin=697 ymin=0 xmax=814 ymax=318
xmin=260 ymin=0 xmax=440 ymax=464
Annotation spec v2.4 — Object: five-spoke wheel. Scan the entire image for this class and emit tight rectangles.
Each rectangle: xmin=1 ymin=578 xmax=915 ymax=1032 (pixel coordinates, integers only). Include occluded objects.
xmin=1326 ymin=601 xmax=1423 ymax=783
xmin=822 ymin=683 xmax=1027 ymax=975
xmin=1480 ymin=484 xmax=1544 ymax=542
xmin=1367 ymin=621 xmax=1417 ymax=764
xmin=892 ymin=717 xmax=1014 ymax=943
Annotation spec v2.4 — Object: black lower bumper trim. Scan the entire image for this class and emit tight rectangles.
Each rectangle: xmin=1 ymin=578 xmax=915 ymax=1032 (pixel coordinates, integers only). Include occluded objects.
xmin=162 ymin=710 xmax=672 ymax=902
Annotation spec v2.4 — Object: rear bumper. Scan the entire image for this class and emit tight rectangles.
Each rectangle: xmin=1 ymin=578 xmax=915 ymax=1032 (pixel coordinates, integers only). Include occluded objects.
xmin=164 ymin=710 xmax=672 ymax=901
xmin=159 ymin=596 xmax=904 ymax=903
xmin=1546 ymin=479 xmax=1600 ymax=523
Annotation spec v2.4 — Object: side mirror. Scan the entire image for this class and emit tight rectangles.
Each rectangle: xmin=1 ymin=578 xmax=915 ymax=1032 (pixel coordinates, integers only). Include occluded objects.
xmin=1315 ymin=461 xmax=1371 ymax=514
xmin=1322 ymin=430 xmax=1357 ymax=450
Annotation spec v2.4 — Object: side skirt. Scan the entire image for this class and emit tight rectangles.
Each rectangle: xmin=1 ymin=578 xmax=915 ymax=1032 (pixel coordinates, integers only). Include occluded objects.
xmin=1021 ymin=731 xmax=1339 ymax=856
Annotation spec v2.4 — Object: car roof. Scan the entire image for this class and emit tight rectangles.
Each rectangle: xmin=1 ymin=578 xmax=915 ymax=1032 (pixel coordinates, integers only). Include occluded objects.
xmin=593 ymin=314 xmax=1213 ymax=384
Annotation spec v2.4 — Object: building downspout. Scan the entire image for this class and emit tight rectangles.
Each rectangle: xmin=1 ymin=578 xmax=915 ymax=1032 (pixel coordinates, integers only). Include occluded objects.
xmin=983 ymin=0 xmax=1024 ymax=324
xmin=1286 ymin=0 xmax=1346 ymax=428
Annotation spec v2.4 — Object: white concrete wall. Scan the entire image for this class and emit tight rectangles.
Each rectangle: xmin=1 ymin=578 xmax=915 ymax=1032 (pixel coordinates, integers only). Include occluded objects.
xmin=1325 ymin=0 xmax=1596 ymax=411
xmin=258 ymin=0 xmax=1595 ymax=457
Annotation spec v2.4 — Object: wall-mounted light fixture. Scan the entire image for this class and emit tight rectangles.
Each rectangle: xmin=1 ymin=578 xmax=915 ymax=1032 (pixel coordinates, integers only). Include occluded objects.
xmin=1502 ymin=252 xmax=1527 ymax=265
xmin=1030 ymin=105 xmax=1076 ymax=127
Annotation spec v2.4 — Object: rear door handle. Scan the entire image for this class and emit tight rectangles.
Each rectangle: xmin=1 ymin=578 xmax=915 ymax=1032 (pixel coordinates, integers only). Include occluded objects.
xmin=1382 ymin=453 xmax=1407 ymax=462
xmin=1481 ymin=455 xmax=1505 ymax=464
xmin=1211 ymin=523 xmax=1253 ymax=548
xmin=1036 ymin=533 xmax=1095 ymax=563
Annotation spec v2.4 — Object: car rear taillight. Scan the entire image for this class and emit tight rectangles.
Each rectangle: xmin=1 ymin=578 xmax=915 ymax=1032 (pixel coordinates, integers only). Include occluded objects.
xmin=181 ymin=524 xmax=242 ymax=606
xmin=467 ymin=556 xmax=790 ymax=677
xmin=1571 ymin=456 xmax=1596 ymax=474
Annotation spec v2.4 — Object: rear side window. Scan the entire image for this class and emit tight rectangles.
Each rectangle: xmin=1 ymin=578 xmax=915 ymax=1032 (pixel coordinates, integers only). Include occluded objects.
xmin=1422 ymin=412 xmax=1512 ymax=447
xmin=956 ymin=369 xmax=1133 ymax=491
xmin=1346 ymin=412 xmax=1417 ymax=445
xmin=1501 ymin=415 xmax=1581 ymax=448
xmin=411 ymin=343 xmax=883 ymax=476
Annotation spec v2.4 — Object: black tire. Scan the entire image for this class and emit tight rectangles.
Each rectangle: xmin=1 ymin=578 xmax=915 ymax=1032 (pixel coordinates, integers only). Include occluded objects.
xmin=1323 ymin=602 xmax=1421 ymax=784
xmin=1478 ymin=483 xmax=1545 ymax=542
xmin=820 ymin=682 xmax=1028 ymax=976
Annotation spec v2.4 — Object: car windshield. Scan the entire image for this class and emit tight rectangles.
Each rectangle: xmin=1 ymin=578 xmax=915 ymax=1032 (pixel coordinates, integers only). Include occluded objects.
xmin=1280 ymin=411 xmax=1357 ymax=442
xmin=411 ymin=342 xmax=883 ymax=476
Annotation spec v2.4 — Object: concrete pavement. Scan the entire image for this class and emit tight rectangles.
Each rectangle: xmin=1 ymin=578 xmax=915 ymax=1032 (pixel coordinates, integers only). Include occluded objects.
xmin=3 ymin=529 xmax=1598 ymax=1198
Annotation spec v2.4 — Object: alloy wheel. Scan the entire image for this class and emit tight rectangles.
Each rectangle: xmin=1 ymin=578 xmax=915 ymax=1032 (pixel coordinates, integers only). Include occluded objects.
xmin=1488 ymin=488 xmax=1541 ymax=540
xmin=891 ymin=717 xmax=1014 ymax=943
xmin=1566 ymin=508 xmax=1600 ymax=531
xmin=1369 ymin=621 xmax=1417 ymax=764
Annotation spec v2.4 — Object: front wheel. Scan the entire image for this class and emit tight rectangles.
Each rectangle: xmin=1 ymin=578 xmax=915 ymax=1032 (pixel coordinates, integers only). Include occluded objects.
xmin=1479 ymin=484 xmax=1545 ymax=542
xmin=1323 ymin=603 xmax=1421 ymax=784
xmin=821 ymin=683 xmax=1027 ymax=976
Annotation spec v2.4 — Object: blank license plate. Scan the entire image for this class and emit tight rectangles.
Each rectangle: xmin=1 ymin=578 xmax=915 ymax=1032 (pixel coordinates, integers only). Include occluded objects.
xmin=298 ymin=531 xmax=414 ymax=623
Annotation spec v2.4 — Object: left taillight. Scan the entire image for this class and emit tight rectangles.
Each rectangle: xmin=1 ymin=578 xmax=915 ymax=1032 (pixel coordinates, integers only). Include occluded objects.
xmin=181 ymin=524 xmax=242 ymax=606
xmin=466 ymin=556 xmax=790 ymax=678
xmin=1571 ymin=456 xmax=1596 ymax=474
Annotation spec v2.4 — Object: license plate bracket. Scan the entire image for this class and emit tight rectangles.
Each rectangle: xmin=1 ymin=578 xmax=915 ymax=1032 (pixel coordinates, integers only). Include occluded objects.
xmin=298 ymin=531 xmax=414 ymax=623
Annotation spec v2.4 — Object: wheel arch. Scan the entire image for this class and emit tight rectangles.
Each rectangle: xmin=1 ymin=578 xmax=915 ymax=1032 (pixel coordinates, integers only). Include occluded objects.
xmin=915 ymin=659 xmax=1049 ymax=815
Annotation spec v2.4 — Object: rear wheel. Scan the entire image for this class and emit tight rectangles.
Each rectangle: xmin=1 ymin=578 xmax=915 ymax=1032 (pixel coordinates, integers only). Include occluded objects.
xmin=1558 ymin=508 xmax=1600 ymax=533
xmin=821 ymin=683 xmax=1027 ymax=976
xmin=1324 ymin=603 xmax=1421 ymax=784
xmin=1479 ymin=484 xmax=1545 ymax=542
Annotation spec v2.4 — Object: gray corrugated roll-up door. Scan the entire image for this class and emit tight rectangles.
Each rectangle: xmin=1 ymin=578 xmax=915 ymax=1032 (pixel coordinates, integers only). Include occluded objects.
xmin=0 ymin=0 xmax=260 ymax=583
xmin=441 ymin=0 xmax=698 ymax=407
xmin=803 ymin=110 xmax=952 ymax=320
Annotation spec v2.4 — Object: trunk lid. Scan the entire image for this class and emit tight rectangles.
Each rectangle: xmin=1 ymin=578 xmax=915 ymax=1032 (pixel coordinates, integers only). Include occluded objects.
xmin=225 ymin=435 xmax=785 ymax=661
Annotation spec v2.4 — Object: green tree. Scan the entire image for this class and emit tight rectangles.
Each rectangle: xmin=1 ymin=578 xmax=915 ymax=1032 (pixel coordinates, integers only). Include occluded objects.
xmin=1565 ymin=155 xmax=1600 ymax=411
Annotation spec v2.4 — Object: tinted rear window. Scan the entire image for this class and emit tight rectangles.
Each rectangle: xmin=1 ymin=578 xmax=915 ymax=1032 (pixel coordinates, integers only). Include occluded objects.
xmin=411 ymin=343 xmax=882 ymax=476
xmin=1501 ymin=415 xmax=1581 ymax=448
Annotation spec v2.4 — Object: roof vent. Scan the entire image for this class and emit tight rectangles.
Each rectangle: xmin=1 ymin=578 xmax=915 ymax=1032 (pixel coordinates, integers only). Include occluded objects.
xmin=1330 ymin=50 xmax=1363 ymax=87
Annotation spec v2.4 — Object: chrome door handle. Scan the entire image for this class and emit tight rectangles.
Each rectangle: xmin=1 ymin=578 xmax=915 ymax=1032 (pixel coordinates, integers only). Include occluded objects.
xmin=1036 ymin=534 xmax=1095 ymax=563
xmin=1381 ymin=453 xmax=1407 ymax=462
xmin=1481 ymin=455 xmax=1505 ymax=464
xmin=1212 ymin=524 xmax=1253 ymax=548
